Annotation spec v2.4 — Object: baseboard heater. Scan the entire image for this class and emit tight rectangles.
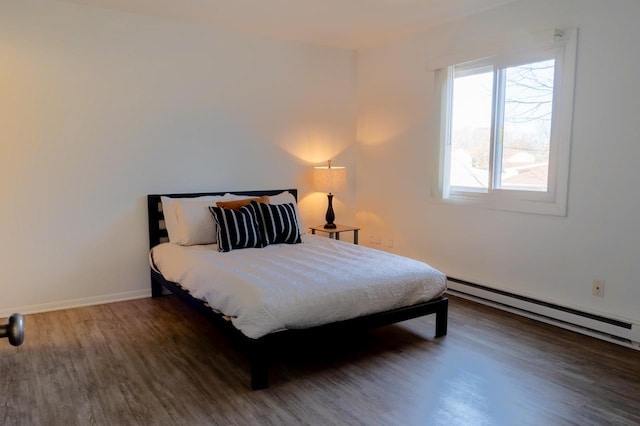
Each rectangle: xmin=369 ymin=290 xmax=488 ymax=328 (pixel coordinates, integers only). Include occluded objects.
xmin=446 ymin=277 xmax=640 ymax=350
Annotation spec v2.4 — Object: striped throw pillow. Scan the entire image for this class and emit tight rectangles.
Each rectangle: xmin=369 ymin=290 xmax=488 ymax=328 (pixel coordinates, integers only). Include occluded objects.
xmin=252 ymin=201 xmax=301 ymax=245
xmin=209 ymin=203 xmax=265 ymax=252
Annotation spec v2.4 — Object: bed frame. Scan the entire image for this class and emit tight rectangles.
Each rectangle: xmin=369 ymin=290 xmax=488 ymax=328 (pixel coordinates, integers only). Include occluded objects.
xmin=147 ymin=189 xmax=448 ymax=390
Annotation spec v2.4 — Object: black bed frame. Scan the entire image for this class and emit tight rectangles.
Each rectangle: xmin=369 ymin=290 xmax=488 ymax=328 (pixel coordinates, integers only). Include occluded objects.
xmin=147 ymin=189 xmax=448 ymax=390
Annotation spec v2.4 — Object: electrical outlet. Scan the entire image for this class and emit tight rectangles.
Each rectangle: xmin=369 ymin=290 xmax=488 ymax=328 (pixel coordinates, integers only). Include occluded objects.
xmin=368 ymin=233 xmax=382 ymax=245
xmin=387 ymin=236 xmax=394 ymax=248
xmin=592 ymin=279 xmax=605 ymax=298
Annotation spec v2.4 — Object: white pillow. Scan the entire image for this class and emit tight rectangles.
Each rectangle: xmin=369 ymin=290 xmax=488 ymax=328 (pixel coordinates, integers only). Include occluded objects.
xmin=174 ymin=194 xmax=250 ymax=246
xmin=269 ymin=191 xmax=305 ymax=235
xmin=162 ymin=195 xmax=222 ymax=244
xmin=160 ymin=196 xmax=195 ymax=243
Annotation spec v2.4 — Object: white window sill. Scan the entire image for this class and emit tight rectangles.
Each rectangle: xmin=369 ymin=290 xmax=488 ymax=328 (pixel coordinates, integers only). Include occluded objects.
xmin=433 ymin=193 xmax=567 ymax=216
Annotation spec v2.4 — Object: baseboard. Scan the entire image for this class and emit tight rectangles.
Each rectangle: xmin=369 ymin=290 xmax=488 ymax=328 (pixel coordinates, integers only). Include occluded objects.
xmin=0 ymin=289 xmax=151 ymax=319
xmin=446 ymin=277 xmax=640 ymax=350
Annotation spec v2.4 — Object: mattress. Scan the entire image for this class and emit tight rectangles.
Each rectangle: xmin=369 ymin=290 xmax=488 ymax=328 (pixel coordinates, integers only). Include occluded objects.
xmin=150 ymin=234 xmax=446 ymax=339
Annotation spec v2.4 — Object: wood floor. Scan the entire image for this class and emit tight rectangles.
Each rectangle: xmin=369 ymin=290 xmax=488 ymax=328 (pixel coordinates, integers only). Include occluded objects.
xmin=1 ymin=295 xmax=639 ymax=426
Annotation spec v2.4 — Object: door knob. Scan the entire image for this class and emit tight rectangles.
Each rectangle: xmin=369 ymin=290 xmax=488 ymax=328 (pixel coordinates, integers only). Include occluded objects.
xmin=0 ymin=313 xmax=24 ymax=346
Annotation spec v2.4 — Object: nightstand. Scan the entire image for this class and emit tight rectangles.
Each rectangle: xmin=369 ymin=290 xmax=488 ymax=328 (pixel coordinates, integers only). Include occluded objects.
xmin=309 ymin=224 xmax=360 ymax=245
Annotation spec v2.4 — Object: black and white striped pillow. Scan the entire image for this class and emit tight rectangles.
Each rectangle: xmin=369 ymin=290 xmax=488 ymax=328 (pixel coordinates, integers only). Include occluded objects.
xmin=209 ymin=203 xmax=264 ymax=252
xmin=252 ymin=201 xmax=301 ymax=245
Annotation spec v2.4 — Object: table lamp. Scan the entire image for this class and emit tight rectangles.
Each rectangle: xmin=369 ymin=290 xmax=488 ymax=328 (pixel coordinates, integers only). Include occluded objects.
xmin=313 ymin=160 xmax=346 ymax=229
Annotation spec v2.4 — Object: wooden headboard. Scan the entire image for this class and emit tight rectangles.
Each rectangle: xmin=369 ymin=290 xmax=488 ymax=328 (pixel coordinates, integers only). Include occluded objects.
xmin=147 ymin=189 xmax=298 ymax=249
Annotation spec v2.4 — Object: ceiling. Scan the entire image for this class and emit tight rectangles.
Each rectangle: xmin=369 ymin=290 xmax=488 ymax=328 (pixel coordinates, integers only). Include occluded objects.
xmin=51 ymin=0 xmax=519 ymax=50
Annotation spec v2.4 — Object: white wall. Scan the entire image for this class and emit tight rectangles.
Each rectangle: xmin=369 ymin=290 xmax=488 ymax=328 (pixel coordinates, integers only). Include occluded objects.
xmin=0 ymin=0 xmax=357 ymax=316
xmin=356 ymin=0 xmax=640 ymax=323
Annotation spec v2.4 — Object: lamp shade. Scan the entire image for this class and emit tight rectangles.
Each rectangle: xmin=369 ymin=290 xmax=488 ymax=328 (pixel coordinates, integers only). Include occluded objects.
xmin=313 ymin=161 xmax=346 ymax=194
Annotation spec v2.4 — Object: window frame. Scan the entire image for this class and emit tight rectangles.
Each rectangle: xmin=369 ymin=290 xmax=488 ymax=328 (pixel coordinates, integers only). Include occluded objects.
xmin=433 ymin=29 xmax=578 ymax=216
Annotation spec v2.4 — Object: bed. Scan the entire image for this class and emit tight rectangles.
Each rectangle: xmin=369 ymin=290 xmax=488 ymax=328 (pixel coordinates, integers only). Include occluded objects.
xmin=148 ymin=189 xmax=448 ymax=389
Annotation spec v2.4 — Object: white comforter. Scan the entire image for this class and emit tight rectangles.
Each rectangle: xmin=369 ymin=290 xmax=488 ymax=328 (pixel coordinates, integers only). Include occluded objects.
xmin=150 ymin=234 xmax=446 ymax=339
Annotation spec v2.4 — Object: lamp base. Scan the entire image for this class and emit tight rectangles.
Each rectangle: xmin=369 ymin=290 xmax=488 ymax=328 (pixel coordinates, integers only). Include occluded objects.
xmin=324 ymin=193 xmax=337 ymax=229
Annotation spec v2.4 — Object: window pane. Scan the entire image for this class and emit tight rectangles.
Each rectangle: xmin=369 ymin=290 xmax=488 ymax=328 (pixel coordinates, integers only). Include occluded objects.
xmin=501 ymin=59 xmax=555 ymax=192
xmin=450 ymin=70 xmax=493 ymax=189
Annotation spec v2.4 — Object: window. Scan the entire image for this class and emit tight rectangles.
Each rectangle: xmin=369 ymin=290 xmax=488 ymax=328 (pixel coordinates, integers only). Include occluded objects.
xmin=434 ymin=29 xmax=577 ymax=215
